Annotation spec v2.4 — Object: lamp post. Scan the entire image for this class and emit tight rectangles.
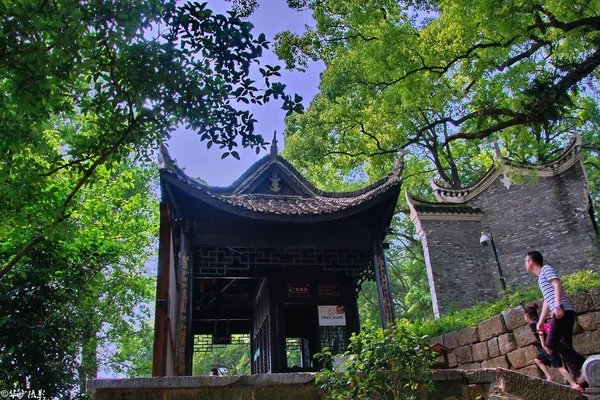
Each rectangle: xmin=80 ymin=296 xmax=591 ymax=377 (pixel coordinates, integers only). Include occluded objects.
xmin=480 ymin=231 xmax=507 ymax=291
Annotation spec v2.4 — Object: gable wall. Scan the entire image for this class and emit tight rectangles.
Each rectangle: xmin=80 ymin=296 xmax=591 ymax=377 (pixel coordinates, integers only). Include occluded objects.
xmin=470 ymin=162 xmax=598 ymax=290
xmin=419 ymin=219 xmax=498 ymax=315
xmin=419 ymin=161 xmax=600 ymax=315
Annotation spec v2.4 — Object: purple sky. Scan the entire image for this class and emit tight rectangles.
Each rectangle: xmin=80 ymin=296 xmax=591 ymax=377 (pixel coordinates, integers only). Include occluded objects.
xmin=166 ymin=1 xmax=324 ymax=186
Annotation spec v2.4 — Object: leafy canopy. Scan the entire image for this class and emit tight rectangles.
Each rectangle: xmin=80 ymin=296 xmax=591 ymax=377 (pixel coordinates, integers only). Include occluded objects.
xmin=278 ymin=0 xmax=600 ymax=191
xmin=0 ymin=160 xmax=157 ymax=398
xmin=0 ymin=0 xmax=303 ymax=278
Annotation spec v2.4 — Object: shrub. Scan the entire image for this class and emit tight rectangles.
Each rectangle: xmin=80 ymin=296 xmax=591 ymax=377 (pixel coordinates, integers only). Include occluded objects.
xmin=414 ymin=269 xmax=600 ymax=339
xmin=563 ymin=269 xmax=600 ymax=293
xmin=315 ymin=321 xmax=435 ymax=400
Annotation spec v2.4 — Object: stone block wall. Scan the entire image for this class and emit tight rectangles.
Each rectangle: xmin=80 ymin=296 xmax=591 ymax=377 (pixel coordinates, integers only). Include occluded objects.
xmin=469 ymin=164 xmax=599 ymax=291
xmin=88 ymin=369 xmax=586 ymax=400
xmin=414 ymin=153 xmax=600 ymax=315
xmin=430 ymin=289 xmax=600 ymax=378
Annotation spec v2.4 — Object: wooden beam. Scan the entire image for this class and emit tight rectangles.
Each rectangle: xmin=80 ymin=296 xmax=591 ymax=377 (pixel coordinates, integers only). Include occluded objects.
xmin=372 ymin=237 xmax=395 ymax=328
xmin=152 ymin=202 xmax=172 ymax=377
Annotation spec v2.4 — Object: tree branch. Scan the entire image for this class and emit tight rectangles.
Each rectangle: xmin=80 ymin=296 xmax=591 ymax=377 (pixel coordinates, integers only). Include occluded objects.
xmin=532 ymin=6 xmax=600 ymax=33
xmin=39 ymin=156 xmax=95 ymax=177
xmin=497 ymin=39 xmax=551 ymax=71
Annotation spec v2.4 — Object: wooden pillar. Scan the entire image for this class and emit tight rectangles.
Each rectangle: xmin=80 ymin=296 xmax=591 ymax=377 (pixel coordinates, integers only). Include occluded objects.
xmin=269 ymin=278 xmax=284 ymax=373
xmin=175 ymin=220 xmax=192 ymax=376
xmin=372 ymin=238 xmax=395 ymax=328
xmin=152 ymin=202 xmax=172 ymax=377
xmin=184 ymin=222 xmax=194 ymax=375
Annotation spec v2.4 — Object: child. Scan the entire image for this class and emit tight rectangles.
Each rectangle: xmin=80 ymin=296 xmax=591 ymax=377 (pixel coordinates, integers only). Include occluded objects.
xmin=524 ymin=304 xmax=585 ymax=393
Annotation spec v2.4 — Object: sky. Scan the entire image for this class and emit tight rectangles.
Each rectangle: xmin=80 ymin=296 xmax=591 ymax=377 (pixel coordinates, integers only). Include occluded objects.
xmin=166 ymin=1 xmax=324 ymax=186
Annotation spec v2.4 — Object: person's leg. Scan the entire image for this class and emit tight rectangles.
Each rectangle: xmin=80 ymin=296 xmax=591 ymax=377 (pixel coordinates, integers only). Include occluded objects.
xmin=535 ymin=359 xmax=553 ymax=381
xmin=545 ymin=312 xmax=585 ymax=376
xmin=556 ymin=367 xmax=586 ymax=392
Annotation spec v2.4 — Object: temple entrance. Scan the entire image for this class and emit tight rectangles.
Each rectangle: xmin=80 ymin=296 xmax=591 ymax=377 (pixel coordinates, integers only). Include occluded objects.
xmin=284 ymin=304 xmax=317 ymax=371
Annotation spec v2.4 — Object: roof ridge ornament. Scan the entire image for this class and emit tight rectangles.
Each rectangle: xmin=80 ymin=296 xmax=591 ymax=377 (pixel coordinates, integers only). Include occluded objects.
xmin=158 ymin=143 xmax=173 ymax=168
xmin=391 ymin=149 xmax=409 ymax=178
xmin=270 ymin=130 xmax=278 ymax=160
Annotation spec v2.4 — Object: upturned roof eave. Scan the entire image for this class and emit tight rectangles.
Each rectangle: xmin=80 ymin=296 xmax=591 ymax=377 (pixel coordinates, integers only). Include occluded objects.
xmin=404 ymin=191 xmax=484 ymax=216
xmin=428 ymin=134 xmax=583 ymax=203
xmin=161 ymin=170 xmax=402 ymax=223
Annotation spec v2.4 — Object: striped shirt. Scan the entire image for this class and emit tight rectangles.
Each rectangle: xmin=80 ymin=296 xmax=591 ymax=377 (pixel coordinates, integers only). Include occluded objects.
xmin=538 ymin=265 xmax=575 ymax=312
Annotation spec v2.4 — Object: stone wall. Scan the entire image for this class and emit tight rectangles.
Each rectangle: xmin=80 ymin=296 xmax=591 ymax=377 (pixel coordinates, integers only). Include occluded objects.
xmin=430 ymin=289 xmax=600 ymax=378
xmin=410 ymin=139 xmax=600 ymax=315
xmin=88 ymin=369 xmax=586 ymax=400
xmin=469 ymin=165 xmax=599 ymax=293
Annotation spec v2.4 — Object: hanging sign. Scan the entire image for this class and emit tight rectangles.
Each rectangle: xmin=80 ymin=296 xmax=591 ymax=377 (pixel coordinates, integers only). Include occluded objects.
xmin=318 ymin=305 xmax=346 ymax=326
xmin=287 ymin=283 xmax=310 ymax=297
xmin=317 ymin=284 xmax=340 ymax=298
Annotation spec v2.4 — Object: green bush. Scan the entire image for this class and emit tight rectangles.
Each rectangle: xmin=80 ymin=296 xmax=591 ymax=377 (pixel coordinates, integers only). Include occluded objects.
xmin=563 ymin=269 xmax=600 ymax=293
xmin=315 ymin=321 xmax=435 ymax=400
xmin=414 ymin=269 xmax=600 ymax=339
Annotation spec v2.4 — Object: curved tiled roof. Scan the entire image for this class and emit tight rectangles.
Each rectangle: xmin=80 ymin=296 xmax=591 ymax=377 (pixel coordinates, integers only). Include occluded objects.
xmin=405 ymin=192 xmax=484 ymax=216
xmin=430 ymin=134 xmax=583 ymax=203
xmin=159 ymin=145 xmax=403 ymax=217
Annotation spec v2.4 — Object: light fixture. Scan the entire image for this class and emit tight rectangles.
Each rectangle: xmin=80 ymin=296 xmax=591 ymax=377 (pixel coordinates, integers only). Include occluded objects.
xmin=480 ymin=231 xmax=507 ymax=291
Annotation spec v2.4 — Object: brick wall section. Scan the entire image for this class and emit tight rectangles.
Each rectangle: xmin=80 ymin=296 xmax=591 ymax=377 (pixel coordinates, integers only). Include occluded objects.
xmin=432 ymin=289 xmax=600 ymax=378
xmin=419 ymin=219 xmax=500 ymax=313
xmin=419 ymin=160 xmax=600 ymax=314
xmin=469 ymin=164 xmax=599 ymax=289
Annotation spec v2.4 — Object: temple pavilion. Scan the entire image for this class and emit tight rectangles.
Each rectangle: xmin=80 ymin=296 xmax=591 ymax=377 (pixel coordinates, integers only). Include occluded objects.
xmin=152 ymin=143 xmax=402 ymax=376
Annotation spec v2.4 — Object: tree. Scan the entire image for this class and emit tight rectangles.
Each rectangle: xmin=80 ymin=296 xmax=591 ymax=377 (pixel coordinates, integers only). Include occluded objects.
xmin=0 ymin=160 xmax=157 ymax=398
xmin=0 ymin=0 xmax=303 ymax=279
xmin=108 ymin=319 xmax=155 ymax=378
xmin=276 ymin=0 xmax=600 ymax=320
xmin=277 ymin=0 xmax=600 ymax=188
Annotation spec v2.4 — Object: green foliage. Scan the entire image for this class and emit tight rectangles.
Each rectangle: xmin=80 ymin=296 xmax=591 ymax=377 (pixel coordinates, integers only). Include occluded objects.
xmin=315 ymin=321 xmax=435 ymax=400
xmin=415 ymin=269 xmax=600 ymax=339
xmin=0 ymin=0 xmax=304 ymax=278
xmin=0 ymin=160 xmax=157 ymax=397
xmin=563 ymin=269 xmax=600 ymax=294
xmin=192 ymin=335 xmax=251 ymax=376
xmin=109 ymin=320 xmax=155 ymax=378
xmin=278 ymin=0 xmax=600 ymax=196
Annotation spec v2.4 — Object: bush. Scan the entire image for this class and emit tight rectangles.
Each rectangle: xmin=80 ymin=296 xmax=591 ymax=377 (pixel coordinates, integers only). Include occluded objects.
xmin=414 ymin=269 xmax=600 ymax=339
xmin=315 ymin=321 xmax=435 ymax=400
xmin=563 ymin=269 xmax=600 ymax=293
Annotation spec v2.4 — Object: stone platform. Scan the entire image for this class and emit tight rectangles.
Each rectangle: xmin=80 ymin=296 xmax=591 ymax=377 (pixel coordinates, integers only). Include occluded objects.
xmin=87 ymin=369 xmax=586 ymax=400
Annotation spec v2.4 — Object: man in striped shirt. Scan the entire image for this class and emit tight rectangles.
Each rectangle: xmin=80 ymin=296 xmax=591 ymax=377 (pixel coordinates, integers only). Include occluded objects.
xmin=525 ymin=251 xmax=586 ymax=385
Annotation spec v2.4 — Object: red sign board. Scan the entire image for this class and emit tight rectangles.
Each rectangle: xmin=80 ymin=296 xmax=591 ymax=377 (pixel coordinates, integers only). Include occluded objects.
xmin=287 ymin=283 xmax=310 ymax=297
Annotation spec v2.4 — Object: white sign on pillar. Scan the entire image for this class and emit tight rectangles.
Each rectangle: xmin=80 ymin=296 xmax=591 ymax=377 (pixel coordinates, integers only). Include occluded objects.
xmin=318 ymin=305 xmax=346 ymax=326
